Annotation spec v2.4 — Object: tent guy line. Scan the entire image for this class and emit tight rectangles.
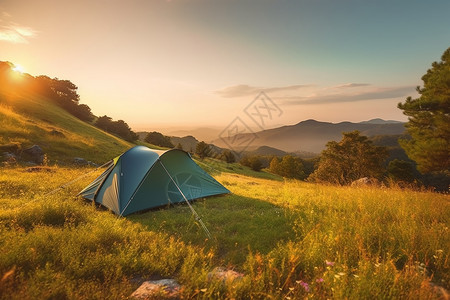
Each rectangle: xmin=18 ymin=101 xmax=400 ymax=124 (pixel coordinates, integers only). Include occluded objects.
xmin=159 ymin=159 xmax=212 ymax=239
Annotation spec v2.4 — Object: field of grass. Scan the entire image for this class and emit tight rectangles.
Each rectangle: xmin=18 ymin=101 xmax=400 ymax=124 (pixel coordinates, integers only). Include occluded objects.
xmin=0 ymin=163 xmax=448 ymax=299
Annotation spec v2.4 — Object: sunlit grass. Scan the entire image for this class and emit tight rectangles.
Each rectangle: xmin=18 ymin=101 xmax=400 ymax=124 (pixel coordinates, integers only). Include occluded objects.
xmin=0 ymin=92 xmax=131 ymax=164
xmin=0 ymin=166 xmax=448 ymax=299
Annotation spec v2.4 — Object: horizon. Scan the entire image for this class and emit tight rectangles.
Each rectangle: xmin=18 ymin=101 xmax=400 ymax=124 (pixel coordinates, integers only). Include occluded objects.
xmin=2 ymin=0 xmax=449 ymax=131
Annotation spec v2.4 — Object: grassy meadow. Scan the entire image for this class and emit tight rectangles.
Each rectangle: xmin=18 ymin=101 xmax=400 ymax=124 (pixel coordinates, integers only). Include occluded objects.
xmin=0 ymin=161 xmax=448 ymax=299
xmin=0 ymin=89 xmax=132 ymax=164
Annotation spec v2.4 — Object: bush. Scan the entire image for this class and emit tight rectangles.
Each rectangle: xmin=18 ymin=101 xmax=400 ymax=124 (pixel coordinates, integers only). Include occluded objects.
xmin=269 ymin=155 xmax=306 ymax=179
xmin=220 ymin=150 xmax=236 ymax=163
xmin=240 ymin=155 xmax=263 ymax=171
xmin=195 ymin=141 xmax=211 ymax=159
xmin=309 ymin=131 xmax=388 ymax=185
xmin=144 ymin=132 xmax=174 ymax=148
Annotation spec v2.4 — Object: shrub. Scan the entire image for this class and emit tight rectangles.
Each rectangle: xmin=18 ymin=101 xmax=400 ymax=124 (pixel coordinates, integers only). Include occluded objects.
xmin=144 ymin=131 xmax=174 ymax=148
xmin=269 ymin=155 xmax=306 ymax=179
xmin=220 ymin=150 xmax=236 ymax=163
xmin=240 ymin=155 xmax=263 ymax=171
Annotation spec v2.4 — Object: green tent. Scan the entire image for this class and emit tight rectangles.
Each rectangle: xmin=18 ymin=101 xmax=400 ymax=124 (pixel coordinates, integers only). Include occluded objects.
xmin=79 ymin=146 xmax=229 ymax=216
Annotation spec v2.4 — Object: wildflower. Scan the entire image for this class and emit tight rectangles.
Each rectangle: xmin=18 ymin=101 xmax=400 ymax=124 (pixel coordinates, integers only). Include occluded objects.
xmin=338 ymin=272 xmax=345 ymax=276
xmin=353 ymin=274 xmax=359 ymax=278
xmin=316 ymin=278 xmax=324 ymax=283
xmin=325 ymin=260 xmax=335 ymax=266
xmin=298 ymin=281 xmax=310 ymax=292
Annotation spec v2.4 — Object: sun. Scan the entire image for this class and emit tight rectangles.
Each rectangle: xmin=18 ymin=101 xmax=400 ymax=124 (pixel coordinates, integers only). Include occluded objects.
xmin=12 ymin=64 xmax=25 ymax=74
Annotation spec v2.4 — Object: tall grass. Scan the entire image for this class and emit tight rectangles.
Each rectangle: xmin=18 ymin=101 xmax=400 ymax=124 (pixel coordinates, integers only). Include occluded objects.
xmin=0 ymin=166 xmax=448 ymax=299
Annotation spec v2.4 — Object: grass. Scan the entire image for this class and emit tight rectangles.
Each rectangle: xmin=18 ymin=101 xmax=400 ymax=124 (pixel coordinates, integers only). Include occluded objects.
xmin=0 ymin=89 xmax=131 ymax=164
xmin=0 ymin=165 xmax=448 ymax=299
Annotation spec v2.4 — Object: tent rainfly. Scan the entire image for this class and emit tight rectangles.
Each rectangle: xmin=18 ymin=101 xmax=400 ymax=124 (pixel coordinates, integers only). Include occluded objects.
xmin=78 ymin=146 xmax=230 ymax=216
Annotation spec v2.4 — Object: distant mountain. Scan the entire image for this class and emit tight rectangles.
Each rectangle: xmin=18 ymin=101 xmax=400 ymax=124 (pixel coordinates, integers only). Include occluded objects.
xmin=247 ymin=146 xmax=287 ymax=157
xmin=359 ymin=118 xmax=403 ymax=124
xmin=166 ymin=127 xmax=221 ymax=142
xmin=212 ymin=119 xmax=406 ymax=153
xmin=170 ymin=135 xmax=199 ymax=152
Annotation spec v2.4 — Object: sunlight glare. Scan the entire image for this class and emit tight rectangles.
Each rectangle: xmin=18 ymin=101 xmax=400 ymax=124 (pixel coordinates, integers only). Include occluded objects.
xmin=12 ymin=64 xmax=25 ymax=74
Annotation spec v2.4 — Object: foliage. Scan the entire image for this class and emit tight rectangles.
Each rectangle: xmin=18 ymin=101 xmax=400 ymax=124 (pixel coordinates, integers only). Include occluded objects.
xmin=398 ymin=47 xmax=450 ymax=174
xmin=219 ymin=149 xmax=236 ymax=163
xmin=143 ymin=131 xmax=174 ymax=148
xmin=175 ymin=143 xmax=183 ymax=150
xmin=95 ymin=115 xmax=138 ymax=142
xmin=309 ymin=131 xmax=388 ymax=185
xmin=269 ymin=155 xmax=306 ymax=179
xmin=0 ymin=63 xmax=94 ymax=122
xmin=240 ymin=155 xmax=263 ymax=171
xmin=195 ymin=141 xmax=211 ymax=159
xmin=387 ymin=159 xmax=416 ymax=182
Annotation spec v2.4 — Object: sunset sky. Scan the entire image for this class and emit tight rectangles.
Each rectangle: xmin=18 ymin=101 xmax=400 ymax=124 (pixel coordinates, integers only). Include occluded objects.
xmin=1 ymin=0 xmax=449 ymax=134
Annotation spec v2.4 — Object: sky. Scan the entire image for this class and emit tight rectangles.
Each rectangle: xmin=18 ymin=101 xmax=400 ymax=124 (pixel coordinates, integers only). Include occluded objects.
xmin=1 ymin=0 xmax=450 ymax=134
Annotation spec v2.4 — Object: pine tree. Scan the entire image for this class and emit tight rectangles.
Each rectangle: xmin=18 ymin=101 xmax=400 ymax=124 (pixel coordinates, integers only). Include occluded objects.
xmin=398 ymin=47 xmax=450 ymax=173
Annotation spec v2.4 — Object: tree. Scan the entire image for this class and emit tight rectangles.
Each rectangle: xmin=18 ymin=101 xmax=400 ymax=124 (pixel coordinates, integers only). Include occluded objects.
xmin=220 ymin=149 xmax=236 ymax=163
xmin=70 ymin=103 xmax=95 ymax=122
xmin=309 ymin=131 xmax=388 ymax=185
xmin=240 ymin=155 xmax=263 ymax=171
xmin=175 ymin=143 xmax=183 ymax=150
xmin=95 ymin=115 xmax=113 ymax=132
xmin=270 ymin=155 xmax=306 ymax=179
xmin=387 ymin=159 xmax=416 ymax=183
xmin=398 ymin=47 xmax=450 ymax=173
xmin=95 ymin=115 xmax=138 ymax=142
xmin=195 ymin=141 xmax=211 ymax=159
xmin=145 ymin=132 xmax=174 ymax=148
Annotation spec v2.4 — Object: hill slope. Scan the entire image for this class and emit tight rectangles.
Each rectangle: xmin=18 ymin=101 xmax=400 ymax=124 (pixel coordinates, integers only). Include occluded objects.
xmin=0 ymin=69 xmax=131 ymax=164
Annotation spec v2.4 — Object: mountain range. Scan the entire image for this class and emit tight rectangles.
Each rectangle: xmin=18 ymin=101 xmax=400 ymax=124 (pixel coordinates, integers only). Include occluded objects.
xmin=213 ymin=119 xmax=406 ymax=153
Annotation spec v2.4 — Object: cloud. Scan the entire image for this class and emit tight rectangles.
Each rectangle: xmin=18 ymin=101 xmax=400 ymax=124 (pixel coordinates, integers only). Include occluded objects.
xmin=215 ymin=84 xmax=311 ymax=98
xmin=281 ymin=86 xmax=416 ymax=105
xmin=0 ymin=12 xmax=37 ymax=44
xmin=334 ymin=83 xmax=371 ymax=88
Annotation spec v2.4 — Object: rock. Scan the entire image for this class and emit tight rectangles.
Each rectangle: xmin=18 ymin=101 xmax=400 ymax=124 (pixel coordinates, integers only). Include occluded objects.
xmin=130 ymin=279 xmax=181 ymax=299
xmin=208 ymin=267 xmax=244 ymax=283
xmin=351 ymin=177 xmax=380 ymax=187
xmin=73 ymin=157 xmax=88 ymax=165
xmin=49 ymin=129 xmax=65 ymax=138
xmin=22 ymin=145 xmax=45 ymax=164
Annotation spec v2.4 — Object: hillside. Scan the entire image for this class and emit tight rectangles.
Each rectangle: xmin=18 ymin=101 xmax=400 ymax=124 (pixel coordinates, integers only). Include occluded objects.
xmin=0 ymin=65 xmax=132 ymax=164
xmin=213 ymin=119 xmax=406 ymax=153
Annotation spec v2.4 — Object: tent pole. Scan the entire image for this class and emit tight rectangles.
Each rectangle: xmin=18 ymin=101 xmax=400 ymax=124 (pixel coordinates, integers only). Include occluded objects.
xmin=158 ymin=160 xmax=212 ymax=239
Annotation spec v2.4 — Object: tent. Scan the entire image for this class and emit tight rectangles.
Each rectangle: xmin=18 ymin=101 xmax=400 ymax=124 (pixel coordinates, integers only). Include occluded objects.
xmin=79 ymin=146 xmax=230 ymax=216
